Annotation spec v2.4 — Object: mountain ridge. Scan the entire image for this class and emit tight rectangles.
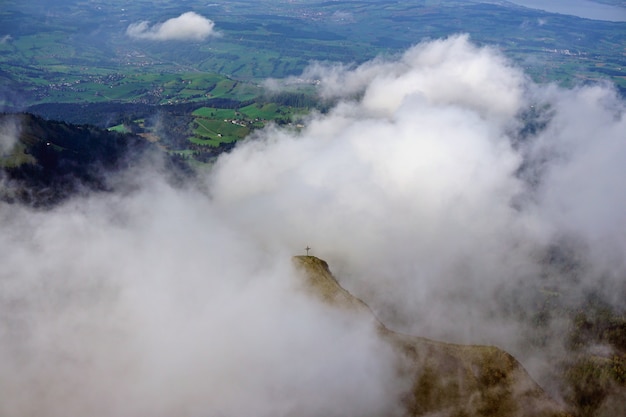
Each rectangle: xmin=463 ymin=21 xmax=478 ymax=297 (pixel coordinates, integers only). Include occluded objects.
xmin=293 ymin=255 xmax=571 ymax=417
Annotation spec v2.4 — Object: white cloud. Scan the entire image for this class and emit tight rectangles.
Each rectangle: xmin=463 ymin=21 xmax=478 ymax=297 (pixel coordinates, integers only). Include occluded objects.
xmin=126 ymin=12 xmax=219 ymax=41
xmin=217 ymin=34 xmax=626 ymax=380
xmin=0 ymin=184 xmax=399 ymax=417
xmin=214 ymin=36 xmax=536 ymax=340
xmin=528 ymin=82 xmax=626 ymax=278
xmin=268 ymin=35 xmax=526 ymax=124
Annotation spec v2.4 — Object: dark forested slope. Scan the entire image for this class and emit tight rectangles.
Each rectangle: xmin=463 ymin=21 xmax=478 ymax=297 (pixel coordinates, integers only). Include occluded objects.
xmin=0 ymin=113 xmax=188 ymax=206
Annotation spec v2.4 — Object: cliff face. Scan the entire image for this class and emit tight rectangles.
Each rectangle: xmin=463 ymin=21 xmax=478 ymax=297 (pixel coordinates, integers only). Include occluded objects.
xmin=293 ymin=255 xmax=570 ymax=417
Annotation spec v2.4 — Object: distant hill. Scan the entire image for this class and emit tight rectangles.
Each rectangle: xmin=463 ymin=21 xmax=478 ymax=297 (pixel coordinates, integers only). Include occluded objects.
xmin=294 ymin=255 xmax=571 ymax=417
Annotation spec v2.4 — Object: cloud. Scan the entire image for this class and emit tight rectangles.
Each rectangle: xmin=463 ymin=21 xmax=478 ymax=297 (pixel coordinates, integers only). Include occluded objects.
xmin=0 ymin=116 xmax=19 ymax=154
xmin=2 ymin=34 xmax=626 ymax=414
xmin=527 ymin=82 xmax=626 ymax=279
xmin=213 ymin=35 xmax=537 ymax=335
xmin=0 ymin=183 xmax=400 ymax=417
xmin=266 ymin=34 xmax=526 ymax=123
xmin=215 ymin=34 xmax=626 ymax=385
xmin=126 ymin=12 xmax=219 ymax=41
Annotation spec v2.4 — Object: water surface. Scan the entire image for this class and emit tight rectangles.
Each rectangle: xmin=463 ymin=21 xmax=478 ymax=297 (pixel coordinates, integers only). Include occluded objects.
xmin=504 ymin=0 xmax=626 ymax=22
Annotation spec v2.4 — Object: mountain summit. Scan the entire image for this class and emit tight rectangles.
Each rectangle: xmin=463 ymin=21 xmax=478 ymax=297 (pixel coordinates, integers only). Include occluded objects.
xmin=293 ymin=255 xmax=570 ymax=417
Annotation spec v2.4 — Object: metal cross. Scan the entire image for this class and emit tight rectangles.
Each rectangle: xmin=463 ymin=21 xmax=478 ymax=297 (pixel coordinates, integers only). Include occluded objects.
xmin=305 ymin=246 xmax=311 ymax=256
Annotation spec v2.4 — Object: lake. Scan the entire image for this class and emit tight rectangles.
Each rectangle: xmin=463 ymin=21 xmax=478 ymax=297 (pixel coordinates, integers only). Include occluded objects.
xmin=505 ymin=0 xmax=626 ymax=22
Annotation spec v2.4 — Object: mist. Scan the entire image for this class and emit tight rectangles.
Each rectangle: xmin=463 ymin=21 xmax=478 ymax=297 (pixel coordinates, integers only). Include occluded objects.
xmin=0 ymin=117 xmax=19 ymax=155
xmin=0 ymin=182 xmax=400 ymax=417
xmin=2 ymin=34 xmax=625 ymax=415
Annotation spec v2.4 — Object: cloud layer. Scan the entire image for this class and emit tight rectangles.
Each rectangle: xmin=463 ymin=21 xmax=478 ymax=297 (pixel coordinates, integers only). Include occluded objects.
xmin=126 ymin=12 xmax=219 ymax=41
xmin=213 ymin=34 xmax=626 ymax=389
xmin=0 ymin=184 xmax=399 ymax=417
xmin=2 ymin=34 xmax=625 ymax=415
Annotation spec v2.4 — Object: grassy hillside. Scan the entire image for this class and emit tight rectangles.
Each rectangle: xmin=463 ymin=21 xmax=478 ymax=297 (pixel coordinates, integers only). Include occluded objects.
xmin=293 ymin=255 xmax=572 ymax=417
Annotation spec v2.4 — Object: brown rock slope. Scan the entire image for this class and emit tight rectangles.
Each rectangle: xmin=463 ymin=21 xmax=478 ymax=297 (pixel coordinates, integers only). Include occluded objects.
xmin=293 ymin=255 xmax=571 ymax=417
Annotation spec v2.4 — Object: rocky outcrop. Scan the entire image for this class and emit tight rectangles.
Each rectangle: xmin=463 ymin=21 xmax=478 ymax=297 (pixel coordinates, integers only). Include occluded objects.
xmin=293 ymin=255 xmax=571 ymax=417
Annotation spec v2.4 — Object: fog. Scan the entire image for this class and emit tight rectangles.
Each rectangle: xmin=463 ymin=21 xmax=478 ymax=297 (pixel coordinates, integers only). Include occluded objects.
xmin=0 ymin=117 xmax=19 ymax=155
xmin=0 ymin=182 xmax=400 ymax=417
xmin=2 ymin=34 xmax=625 ymax=415
xmin=244 ymin=35 xmax=626 ymax=338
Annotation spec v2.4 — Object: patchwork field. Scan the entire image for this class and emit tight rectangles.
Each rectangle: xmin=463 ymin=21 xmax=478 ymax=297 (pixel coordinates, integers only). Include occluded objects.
xmin=1 ymin=0 xmax=624 ymax=163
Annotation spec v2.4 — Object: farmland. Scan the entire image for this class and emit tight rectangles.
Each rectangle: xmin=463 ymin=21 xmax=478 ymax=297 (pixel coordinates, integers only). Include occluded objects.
xmin=1 ymin=0 xmax=625 ymax=163
xmin=2 ymin=0 xmax=625 ymax=105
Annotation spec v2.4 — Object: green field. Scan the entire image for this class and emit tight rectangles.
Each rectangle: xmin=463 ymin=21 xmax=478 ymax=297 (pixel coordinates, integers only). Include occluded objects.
xmin=8 ymin=70 xmax=262 ymax=106
xmin=239 ymin=103 xmax=286 ymax=120
xmin=1 ymin=0 xmax=625 ymax=162
xmin=193 ymin=118 xmax=248 ymax=141
xmin=108 ymin=124 xmax=129 ymax=133
xmin=188 ymin=102 xmax=305 ymax=148
xmin=2 ymin=0 xmax=625 ymax=109
xmin=192 ymin=107 xmax=238 ymax=119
